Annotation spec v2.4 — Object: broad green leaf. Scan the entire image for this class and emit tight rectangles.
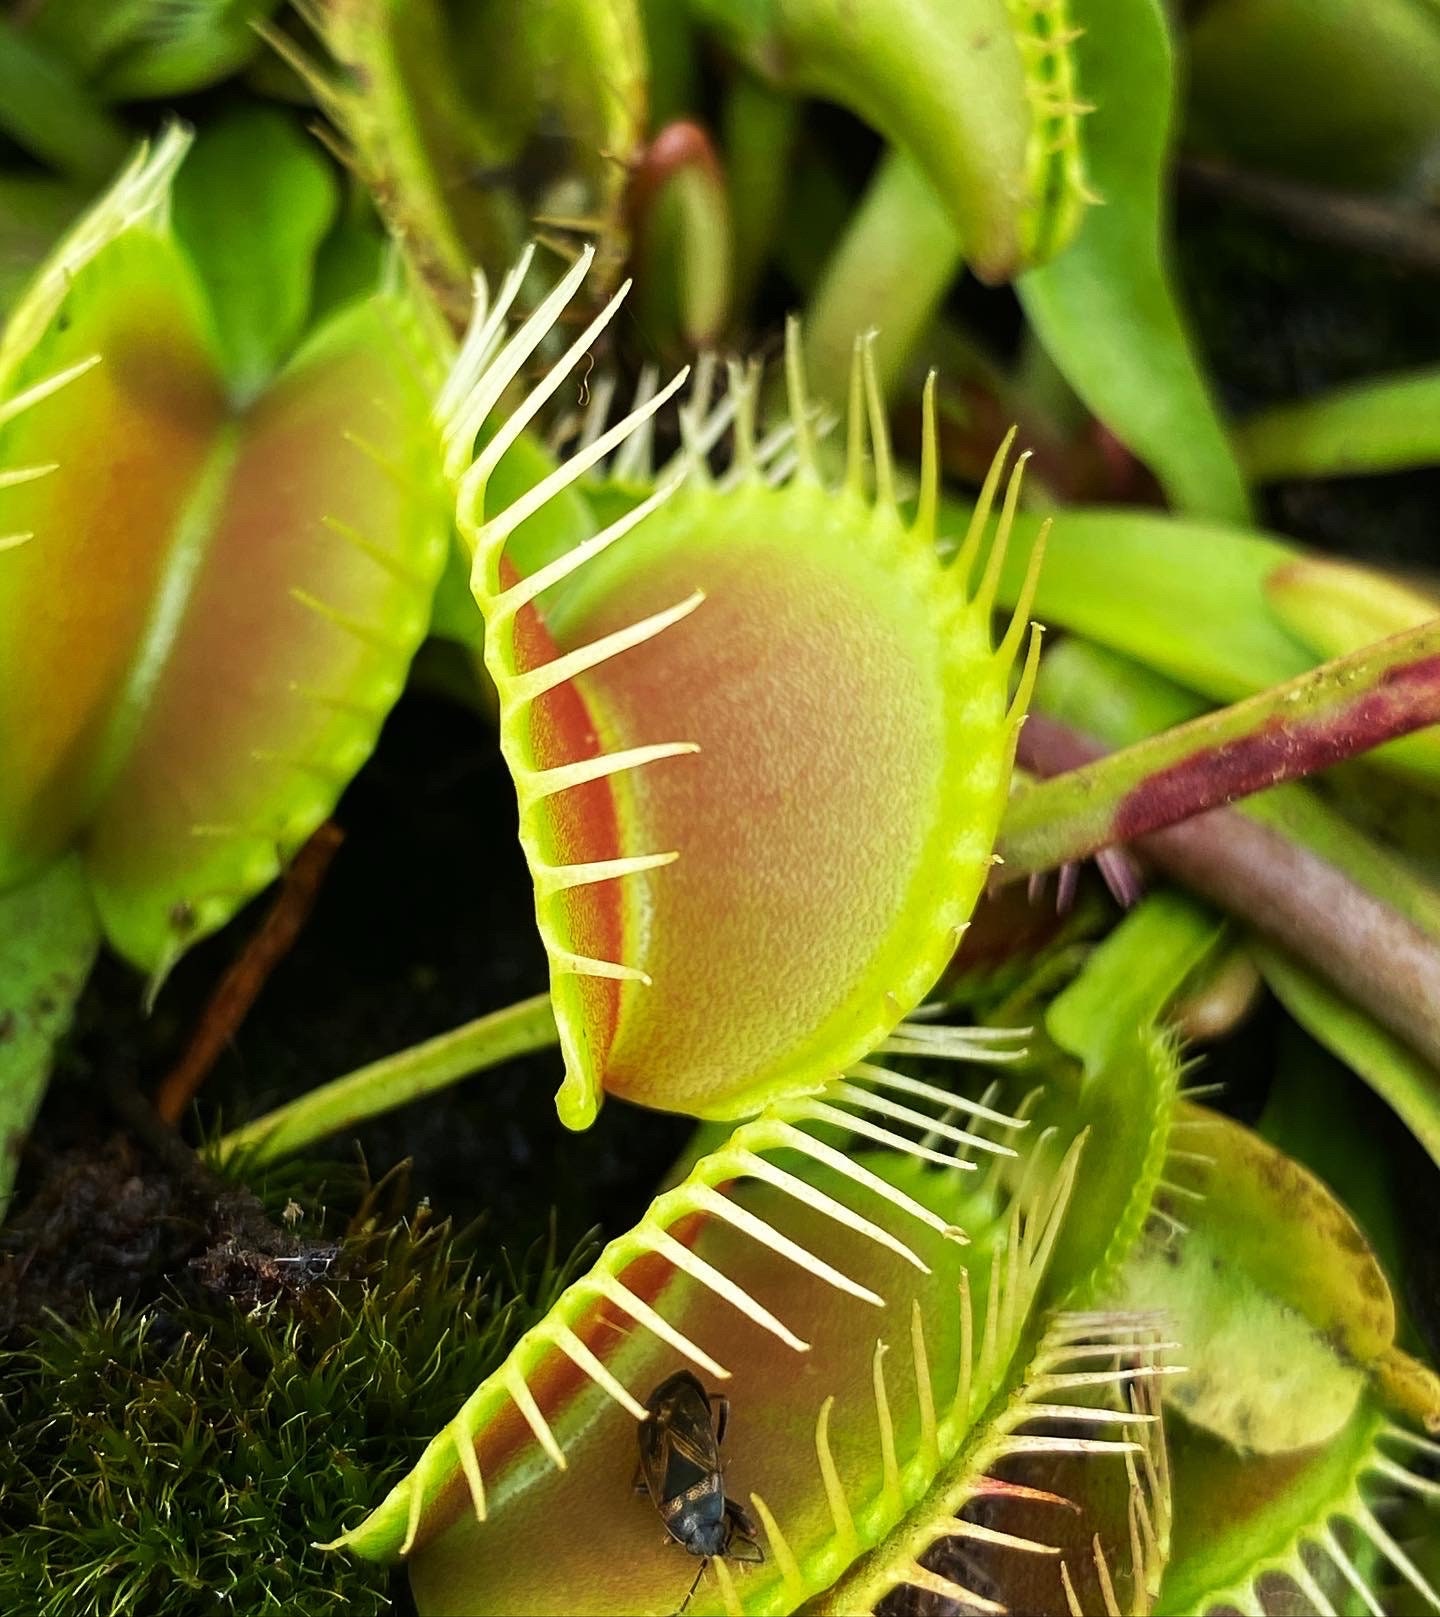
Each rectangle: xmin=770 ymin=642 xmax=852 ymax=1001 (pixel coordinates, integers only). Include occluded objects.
xmin=722 ymin=74 xmax=800 ymax=315
xmin=1017 ymin=0 xmax=1251 ymax=522
xmin=95 ymin=0 xmax=278 ymax=99
xmin=803 ymin=150 xmax=964 ymax=406
xmin=985 ymin=502 xmax=1440 ymax=800
xmin=0 ymin=15 xmax=126 ymax=181
xmin=19 ymin=0 xmax=277 ymax=100
xmin=0 ymin=857 xmax=99 ymax=1215
xmin=171 ymin=105 xmax=338 ymax=401
xmin=1268 ymin=555 xmax=1440 ymax=657
xmin=1238 ymin=366 xmax=1440 ymax=483
xmin=977 ymin=498 xmax=1307 ymax=704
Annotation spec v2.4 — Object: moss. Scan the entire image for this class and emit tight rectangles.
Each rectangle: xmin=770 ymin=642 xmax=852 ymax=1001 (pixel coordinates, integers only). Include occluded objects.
xmin=0 ymin=1168 xmax=594 ymax=1616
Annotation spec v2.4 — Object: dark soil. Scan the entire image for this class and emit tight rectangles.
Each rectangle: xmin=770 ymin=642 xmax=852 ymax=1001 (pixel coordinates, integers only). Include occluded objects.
xmin=4 ymin=693 xmax=691 ymax=1343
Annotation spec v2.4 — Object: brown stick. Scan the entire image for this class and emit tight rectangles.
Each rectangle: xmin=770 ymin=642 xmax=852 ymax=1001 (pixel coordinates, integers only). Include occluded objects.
xmin=154 ymin=823 xmax=345 ymax=1125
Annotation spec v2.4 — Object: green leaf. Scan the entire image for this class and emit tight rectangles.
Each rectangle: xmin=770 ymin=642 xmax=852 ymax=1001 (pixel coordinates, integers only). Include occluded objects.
xmin=216 ymin=993 xmax=559 ymax=1168
xmin=1237 ymin=366 xmax=1440 ymax=483
xmin=803 ymin=150 xmax=964 ymax=405
xmin=0 ymin=15 xmax=127 ymax=182
xmin=722 ymin=73 xmax=800 ymax=314
xmin=1017 ymin=0 xmax=1252 ymax=522
xmin=171 ymin=105 xmax=339 ymax=402
xmin=1256 ymin=947 xmax=1440 ymax=1171
xmin=94 ymin=0 xmax=279 ymax=99
xmin=1185 ymin=0 xmax=1440 ymax=190
xmin=976 ymin=497 xmax=1307 ymax=703
xmin=1039 ymin=890 xmax=1223 ymax=1305
xmin=0 ymin=857 xmax=99 ymax=1216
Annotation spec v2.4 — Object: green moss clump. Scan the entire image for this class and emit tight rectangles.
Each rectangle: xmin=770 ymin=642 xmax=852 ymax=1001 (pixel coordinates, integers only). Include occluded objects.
xmin=0 ymin=1178 xmax=593 ymax=1617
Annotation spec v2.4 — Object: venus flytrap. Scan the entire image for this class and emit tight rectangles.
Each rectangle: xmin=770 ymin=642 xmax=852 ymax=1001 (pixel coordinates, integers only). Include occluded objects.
xmin=437 ymin=247 xmax=1045 ymax=1131
xmin=815 ymin=1313 xmax=1174 ymax=1617
xmin=338 ymin=1076 xmax=1076 ymax=1615
xmin=1159 ymin=1405 xmax=1440 ymax=1617
xmin=277 ymin=0 xmax=647 ymax=323
xmin=688 ymin=0 xmax=1091 ymax=288
xmin=328 ymin=858 xmax=1212 ymax=1613
xmin=1110 ymin=1107 xmax=1440 ymax=1616
xmin=0 ymin=125 xmax=451 ymax=1193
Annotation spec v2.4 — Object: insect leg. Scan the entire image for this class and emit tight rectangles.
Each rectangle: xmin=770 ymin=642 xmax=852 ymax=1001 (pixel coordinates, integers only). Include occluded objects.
xmin=710 ymin=1395 xmax=731 ymax=1447
xmin=724 ymin=1498 xmax=765 ymax=1563
xmin=676 ymin=1559 xmax=707 ymax=1616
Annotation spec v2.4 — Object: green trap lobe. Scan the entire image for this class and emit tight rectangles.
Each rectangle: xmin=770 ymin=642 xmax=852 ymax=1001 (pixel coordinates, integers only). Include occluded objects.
xmin=81 ymin=297 xmax=447 ymax=967
xmin=0 ymin=230 xmax=225 ymax=886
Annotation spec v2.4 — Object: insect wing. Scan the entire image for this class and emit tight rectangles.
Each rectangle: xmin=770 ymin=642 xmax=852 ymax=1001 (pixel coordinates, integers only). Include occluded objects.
xmin=644 ymin=1373 xmax=722 ymax=1477
xmin=636 ymin=1406 xmax=673 ymax=1504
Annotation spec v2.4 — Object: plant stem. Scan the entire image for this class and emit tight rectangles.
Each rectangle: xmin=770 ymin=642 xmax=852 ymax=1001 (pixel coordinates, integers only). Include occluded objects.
xmin=215 ymin=992 xmax=558 ymax=1165
xmin=1013 ymin=714 xmax=1440 ymax=1074
xmin=723 ymin=73 xmax=799 ymax=316
xmin=999 ymin=620 xmax=1440 ymax=878
xmin=803 ymin=148 xmax=963 ymax=405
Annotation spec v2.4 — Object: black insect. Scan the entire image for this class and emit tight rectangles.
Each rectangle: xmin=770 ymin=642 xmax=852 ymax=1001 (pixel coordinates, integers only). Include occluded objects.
xmin=637 ymin=1370 xmax=764 ymax=1611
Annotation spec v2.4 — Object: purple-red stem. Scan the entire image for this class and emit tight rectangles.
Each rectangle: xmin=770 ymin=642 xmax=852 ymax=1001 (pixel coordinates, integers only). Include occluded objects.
xmin=1015 ymin=715 xmax=1440 ymax=1072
